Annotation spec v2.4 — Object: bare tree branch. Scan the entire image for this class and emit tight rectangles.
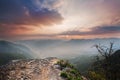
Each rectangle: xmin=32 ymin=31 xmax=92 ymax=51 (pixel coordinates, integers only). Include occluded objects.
xmin=94 ymin=42 xmax=114 ymax=59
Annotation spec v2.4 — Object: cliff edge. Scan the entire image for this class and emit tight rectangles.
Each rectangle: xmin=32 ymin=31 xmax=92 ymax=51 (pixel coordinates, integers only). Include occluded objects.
xmin=0 ymin=57 xmax=86 ymax=80
xmin=0 ymin=57 xmax=64 ymax=80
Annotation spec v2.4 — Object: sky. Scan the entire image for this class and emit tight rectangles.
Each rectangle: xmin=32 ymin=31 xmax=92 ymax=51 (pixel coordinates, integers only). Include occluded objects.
xmin=0 ymin=0 xmax=120 ymax=40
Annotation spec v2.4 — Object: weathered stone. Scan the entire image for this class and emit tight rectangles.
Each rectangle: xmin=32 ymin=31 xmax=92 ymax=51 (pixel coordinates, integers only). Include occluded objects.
xmin=0 ymin=57 xmax=63 ymax=80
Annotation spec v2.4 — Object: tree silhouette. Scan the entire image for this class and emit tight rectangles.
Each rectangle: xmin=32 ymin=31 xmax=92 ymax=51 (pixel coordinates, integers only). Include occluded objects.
xmin=91 ymin=43 xmax=120 ymax=80
xmin=94 ymin=42 xmax=114 ymax=59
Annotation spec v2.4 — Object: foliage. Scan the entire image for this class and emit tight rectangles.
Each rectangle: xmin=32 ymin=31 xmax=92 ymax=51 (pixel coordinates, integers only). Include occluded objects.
xmin=89 ymin=43 xmax=120 ymax=80
xmin=57 ymin=60 xmax=74 ymax=70
xmin=57 ymin=60 xmax=83 ymax=80
xmin=60 ymin=72 xmax=68 ymax=78
xmin=88 ymin=71 xmax=106 ymax=80
xmin=69 ymin=55 xmax=95 ymax=75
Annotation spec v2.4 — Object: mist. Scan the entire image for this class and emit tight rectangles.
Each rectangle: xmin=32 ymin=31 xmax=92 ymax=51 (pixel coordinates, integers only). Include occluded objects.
xmin=16 ymin=38 xmax=120 ymax=59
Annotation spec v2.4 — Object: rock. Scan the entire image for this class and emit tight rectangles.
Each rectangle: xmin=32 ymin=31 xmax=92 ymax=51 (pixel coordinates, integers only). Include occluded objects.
xmin=0 ymin=57 xmax=64 ymax=80
xmin=0 ymin=57 xmax=88 ymax=80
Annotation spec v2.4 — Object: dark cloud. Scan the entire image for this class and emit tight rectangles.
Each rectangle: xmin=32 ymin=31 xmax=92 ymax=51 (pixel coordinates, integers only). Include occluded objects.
xmin=0 ymin=0 xmax=63 ymax=39
xmin=91 ymin=26 xmax=120 ymax=34
xmin=60 ymin=26 xmax=120 ymax=36
xmin=0 ymin=0 xmax=63 ymax=25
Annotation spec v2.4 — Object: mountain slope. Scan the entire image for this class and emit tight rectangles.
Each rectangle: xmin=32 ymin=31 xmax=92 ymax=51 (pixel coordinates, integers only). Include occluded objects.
xmin=69 ymin=55 xmax=95 ymax=74
xmin=0 ymin=40 xmax=33 ymax=65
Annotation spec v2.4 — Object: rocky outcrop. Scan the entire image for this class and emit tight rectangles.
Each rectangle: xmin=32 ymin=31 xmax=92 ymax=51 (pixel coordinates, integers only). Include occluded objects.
xmin=0 ymin=57 xmax=64 ymax=80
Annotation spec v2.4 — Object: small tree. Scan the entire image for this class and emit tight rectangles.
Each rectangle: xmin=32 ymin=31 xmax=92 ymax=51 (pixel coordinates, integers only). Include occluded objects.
xmin=94 ymin=42 xmax=114 ymax=59
xmin=92 ymin=42 xmax=119 ymax=80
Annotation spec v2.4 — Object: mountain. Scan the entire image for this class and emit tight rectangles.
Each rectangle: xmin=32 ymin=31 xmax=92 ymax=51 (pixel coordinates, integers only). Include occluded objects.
xmin=0 ymin=57 xmax=87 ymax=80
xmin=68 ymin=55 xmax=95 ymax=74
xmin=0 ymin=40 xmax=33 ymax=65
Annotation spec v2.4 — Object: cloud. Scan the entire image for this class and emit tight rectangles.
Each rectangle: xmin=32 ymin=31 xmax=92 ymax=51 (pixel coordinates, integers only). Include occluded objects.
xmin=32 ymin=0 xmax=63 ymax=10
xmin=60 ymin=26 xmax=120 ymax=36
xmin=0 ymin=0 xmax=63 ymax=39
xmin=0 ymin=0 xmax=63 ymax=25
xmin=1 ymin=0 xmax=120 ymax=40
xmin=0 ymin=24 xmax=33 ymax=39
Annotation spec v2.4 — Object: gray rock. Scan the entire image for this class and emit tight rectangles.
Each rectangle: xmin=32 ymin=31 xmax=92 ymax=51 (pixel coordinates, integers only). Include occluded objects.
xmin=0 ymin=57 xmax=63 ymax=80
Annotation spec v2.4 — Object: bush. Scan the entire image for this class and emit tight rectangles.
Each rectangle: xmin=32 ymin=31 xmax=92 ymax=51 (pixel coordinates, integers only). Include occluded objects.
xmin=88 ymin=71 xmax=106 ymax=80
xmin=58 ymin=60 xmax=83 ymax=80
xmin=57 ymin=60 xmax=74 ymax=70
xmin=60 ymin=72 xmax=68 ymax=78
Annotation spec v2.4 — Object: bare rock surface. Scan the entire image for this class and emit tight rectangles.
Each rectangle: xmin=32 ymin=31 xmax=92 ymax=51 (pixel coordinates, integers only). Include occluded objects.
xmin=0 ymin=57 xmax=64 ymax=80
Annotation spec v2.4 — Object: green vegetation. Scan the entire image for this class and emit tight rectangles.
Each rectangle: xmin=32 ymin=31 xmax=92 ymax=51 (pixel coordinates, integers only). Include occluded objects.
xmin=88 ymin=43 xmax=120 ymax=80
xmin=88 ymin=71 xmax=106 ymax=80
xmin=69 ymin=55 xmax=94 ymax=74
xmin=57 ymin=60 xmax=83 ymax=80
xmin=68 ymin=43 xmax=120 ymax=80
xmin=57 ymin=60 xmax=74 ymax=69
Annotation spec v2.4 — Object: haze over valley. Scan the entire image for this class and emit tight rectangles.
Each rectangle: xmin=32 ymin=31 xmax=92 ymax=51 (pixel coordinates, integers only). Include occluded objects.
xmin=16 ymin=38 xmax=120 ymax=58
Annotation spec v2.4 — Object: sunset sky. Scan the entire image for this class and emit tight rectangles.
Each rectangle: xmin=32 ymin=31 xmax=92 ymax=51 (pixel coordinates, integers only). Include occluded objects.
xmin=0 ymin=0 xmax=120 ymax=40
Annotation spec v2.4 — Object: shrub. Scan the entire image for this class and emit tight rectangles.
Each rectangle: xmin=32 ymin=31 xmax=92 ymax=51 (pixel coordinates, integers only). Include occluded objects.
xmin=60 ymin=72 xmax=68 ymax=78
xmin=58 ymin=60 xmax=83 ymax=80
